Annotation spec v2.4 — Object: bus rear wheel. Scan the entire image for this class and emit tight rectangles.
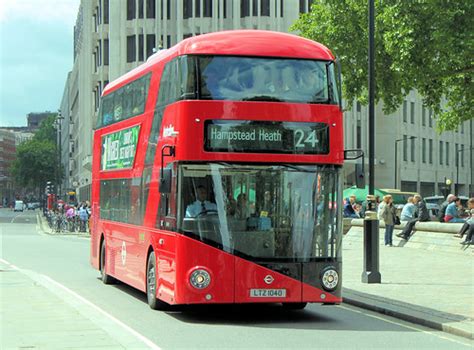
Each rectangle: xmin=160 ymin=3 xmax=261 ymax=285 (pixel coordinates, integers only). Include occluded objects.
xmin=282 ymin=302 xmax=307 ymax=310
xmin=147 ymin=251 xmax=170 ymax=310
xmin=100 ymin=240 xmax=115 ymax=285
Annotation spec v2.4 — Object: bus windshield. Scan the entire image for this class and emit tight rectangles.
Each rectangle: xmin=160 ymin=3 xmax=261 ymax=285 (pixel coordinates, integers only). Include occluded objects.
xmin=198 ymin=56 xmax=339 ymax=104
xmin=178 ymin=163 xmax=342 ymax=261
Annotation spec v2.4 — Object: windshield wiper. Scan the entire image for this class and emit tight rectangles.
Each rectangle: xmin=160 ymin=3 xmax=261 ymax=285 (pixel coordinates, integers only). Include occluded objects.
xmin=283 ymin=164 xmax=316 ymax=172
xmin=241 ymin=96 xmax=283 ymax=102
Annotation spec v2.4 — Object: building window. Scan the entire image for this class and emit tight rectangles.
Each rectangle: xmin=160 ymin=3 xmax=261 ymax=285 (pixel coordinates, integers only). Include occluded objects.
xmin=299 ymin=0 xmax=305 ymax=13
xmin=138 ymin=0 xmax=144 ymax=18
xmin=252 ymin=0 xmax=258 ymax=16
xmin=422 ymin=106 xmax=426 ymax=126
xmin=403 ymin=135 xmax=407 ymax=162
xmin=146 ymin=0 xmax=156 ymax=18
xmin=127 ymin=0 xmax=136 ymax=20
xmin=410 ymin=102 xmax=415 ymax=124
xmin=461 ymin=122 xmax=464 ymax=134
xmin=455 ymin=144 xmax=458 ymax=167
xmin=241 ymin=0 xmax=250 ymax=17
xmin=280 ymin=0 xmax=284 ymax=17
xmin=167 ymin=35 xmax=171 ymax=48
xmin=429 ymin=139 xmax=433 ymax=164
xmin=195 ymin=0 xmax=201 ymax=17
xmin=461 ymin=145 xmax=464 ymax=167
xmin=429 ymin=108 xmax=433 ymax=127
xmin=356 ymin=101 xmax=361 ymax=112
xmin=439 ymin=141 xmax=443 ymax=165
xmin=183 ymin=0 xmax=192 ymax=19
xmin=127 ymin=35 xmax=136 ymax=63
xmin=410 ymin=137 xmax=415 ymax=162
xmin=146 ymin=34 xmax=155 ymax=59
xmin=446 ymin=142 xmax=449 ymax=165
xmin=104 ymin=0 xmax=109 ymax=23
xmin=204 ymin=0 xmax=212 ymax=17
xmin=422 ymin=138 xmax=426 ymax=163
xmin=139 ymin=34 xmax=144 ymax=61
xmin=167 ymin=0 xmax=171 ymax=19
xmin=104 ymin=39 xmax=109 ymax=66
xmin=403 ymin=100 xmax=407 ymax=122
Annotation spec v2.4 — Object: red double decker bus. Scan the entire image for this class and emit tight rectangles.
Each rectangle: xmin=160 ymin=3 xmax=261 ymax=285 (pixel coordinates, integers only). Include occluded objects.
xmin=91 ymin=30 xmax=343 ymax=310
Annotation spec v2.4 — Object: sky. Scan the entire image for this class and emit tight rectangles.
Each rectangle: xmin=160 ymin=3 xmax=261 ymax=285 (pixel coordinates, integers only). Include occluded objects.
xmin=0 ymin=0 xmax=80 ymax=126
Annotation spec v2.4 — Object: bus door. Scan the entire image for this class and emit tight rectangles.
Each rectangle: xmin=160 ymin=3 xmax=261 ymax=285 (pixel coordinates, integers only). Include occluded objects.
xmin=231 ymin=170 xmax=303 ymax=303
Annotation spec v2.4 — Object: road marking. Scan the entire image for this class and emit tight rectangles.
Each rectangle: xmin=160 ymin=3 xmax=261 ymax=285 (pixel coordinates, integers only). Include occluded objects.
xmin=0 ymin=258 xmax=162 ymax=350
xmin=340 ymin=304 xmax=471 ymax=346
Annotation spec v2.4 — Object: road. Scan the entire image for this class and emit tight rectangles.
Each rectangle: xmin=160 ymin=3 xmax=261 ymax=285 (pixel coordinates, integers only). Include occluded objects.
xmin=1 ymin=208 xmax=471 ymax=349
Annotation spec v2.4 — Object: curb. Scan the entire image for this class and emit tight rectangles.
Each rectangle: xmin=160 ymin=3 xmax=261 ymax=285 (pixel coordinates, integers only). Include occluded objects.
xmin=343 ymin=288 xmax=473 ymax=340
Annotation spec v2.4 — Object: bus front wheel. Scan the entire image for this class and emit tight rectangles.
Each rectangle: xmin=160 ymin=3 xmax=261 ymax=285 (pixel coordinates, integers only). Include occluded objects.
xmin=100 ymin=240 xmax=115 ymax=285
xmin=147 ymin=251 xmax=170 ymax=310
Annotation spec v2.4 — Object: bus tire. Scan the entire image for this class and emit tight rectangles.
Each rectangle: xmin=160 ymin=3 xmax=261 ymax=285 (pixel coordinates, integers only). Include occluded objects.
xmin=147 ymin=252 xmax=169 ymax=310
xmin=282 ymin=302 xmax=307 ymax=310
xmin=100 ymin=240 xmax=115 ymax=285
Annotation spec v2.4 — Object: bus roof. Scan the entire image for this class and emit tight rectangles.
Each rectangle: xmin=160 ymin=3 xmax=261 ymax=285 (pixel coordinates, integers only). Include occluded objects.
xmin=104 ymin=30 xmax=335 ymax=95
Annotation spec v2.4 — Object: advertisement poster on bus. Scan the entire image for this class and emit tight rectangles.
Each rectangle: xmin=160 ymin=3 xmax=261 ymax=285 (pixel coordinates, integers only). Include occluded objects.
xmin=101 ymin=125 xmax=140 ymax=170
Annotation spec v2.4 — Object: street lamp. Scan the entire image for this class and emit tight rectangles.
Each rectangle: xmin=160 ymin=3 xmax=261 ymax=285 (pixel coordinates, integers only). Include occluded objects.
xmin=56 ymin=110 xmax=64 ymax=199
xmin=394 ymin=136 xmax=417 ymax=189
xmin=456 ymin=147 xmax=473 ymax=196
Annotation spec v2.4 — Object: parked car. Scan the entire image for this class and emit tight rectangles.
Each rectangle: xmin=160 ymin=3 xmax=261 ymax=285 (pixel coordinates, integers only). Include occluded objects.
xmin=424 ymin=195 xmax=444 ymax=220
xmin=14 ymin=200 xmax=24 ymax=212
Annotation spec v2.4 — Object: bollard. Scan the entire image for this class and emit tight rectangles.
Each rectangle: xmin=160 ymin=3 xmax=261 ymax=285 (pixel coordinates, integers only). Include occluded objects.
xmin=361 ymin=195 xmax=381 ymax=283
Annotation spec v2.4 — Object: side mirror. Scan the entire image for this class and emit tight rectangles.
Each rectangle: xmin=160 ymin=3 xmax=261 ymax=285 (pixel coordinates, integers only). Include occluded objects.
xmin=160 ymin=167 xmax=172 ymax=194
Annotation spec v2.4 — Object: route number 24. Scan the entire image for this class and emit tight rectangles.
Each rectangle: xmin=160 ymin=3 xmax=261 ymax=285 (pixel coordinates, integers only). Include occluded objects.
xmin=294 ymin=129 xmax=319 ymax=148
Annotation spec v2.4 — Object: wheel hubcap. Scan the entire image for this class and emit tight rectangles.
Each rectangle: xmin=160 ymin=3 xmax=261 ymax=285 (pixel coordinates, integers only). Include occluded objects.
xmin=148 ymin=266 xmax=156 ymax=297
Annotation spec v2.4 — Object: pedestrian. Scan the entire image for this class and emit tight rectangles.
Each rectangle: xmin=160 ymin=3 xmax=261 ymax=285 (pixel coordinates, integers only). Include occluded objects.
xmin=78 ymin=204 xmax=89 ymax=232
xmin=454 ymin=198 xmax=474 ymax=244
xmin=400 ymin=196 xmax=416 ymax=221
xmin=396 ymin=194 xmax=430 ymax=240
xmin=380 ymin=195 xmax=396 ymax=246
xmin=444 ymin=197 xmax=466 ymax=223
xmin=438 ymin=194 xmax=456 ymax=222
xmin=343 ymin=196 xmax=358 ymax=218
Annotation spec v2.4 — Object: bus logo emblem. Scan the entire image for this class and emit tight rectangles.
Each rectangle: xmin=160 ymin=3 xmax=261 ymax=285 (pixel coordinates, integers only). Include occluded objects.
xmin=264 ymin=275 xmax=274 ymax=284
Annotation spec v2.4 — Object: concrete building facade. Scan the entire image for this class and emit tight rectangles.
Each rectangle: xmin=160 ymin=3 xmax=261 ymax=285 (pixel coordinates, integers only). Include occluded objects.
xmin=63 ymin=0 xmax=313 ymax=201
xmin=61 ymin=0 xmax=473 ymax=201
xmin=344 ymin=90 xmax=473 ymax=197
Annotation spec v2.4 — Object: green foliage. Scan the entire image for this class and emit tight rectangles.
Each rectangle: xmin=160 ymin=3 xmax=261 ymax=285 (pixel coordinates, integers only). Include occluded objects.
xmin=33 ymin=114 xmax=58 ymax=143
xmin=291 ymin=0 xmax=473 ymax=132
xmin=11 ymin=113 xmax=63 ymax=191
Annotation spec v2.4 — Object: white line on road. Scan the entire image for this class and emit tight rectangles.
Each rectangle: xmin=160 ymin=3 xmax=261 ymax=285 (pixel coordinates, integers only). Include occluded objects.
xmin=0 ymin=258 xmax=162 ymax=350
xmin=340 ymin=305 xmax=471 ymax=346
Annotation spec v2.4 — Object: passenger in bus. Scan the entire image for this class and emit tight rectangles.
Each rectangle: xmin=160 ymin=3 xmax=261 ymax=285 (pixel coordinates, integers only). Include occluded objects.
xmin=260 ymin=191 xmax=274 ymax=217
xmin=185 ymin=185 xmax=217 ymax=217
xmin=235 ymin=193 xmax=250 ymax=219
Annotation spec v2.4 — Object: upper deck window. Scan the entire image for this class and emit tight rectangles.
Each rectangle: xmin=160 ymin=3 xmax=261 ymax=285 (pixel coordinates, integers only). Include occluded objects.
xmin=97 ymin=73 xmax=151 ymax=128
xmin=198 ymin=56 xmax=339 ymax=105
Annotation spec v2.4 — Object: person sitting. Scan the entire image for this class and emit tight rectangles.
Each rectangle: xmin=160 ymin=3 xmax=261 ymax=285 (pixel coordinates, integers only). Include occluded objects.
xmin=454 ymin=197 xmax=473 ymax=244
xmin=260 ymin=191 xmax=274 ymax=217
xmin=235 ymin=193 xmax=250 ymax=220
xmin=444 ymin=197 xmax=466 ymax=223
xmin=400 ymin=197 xmax=416 ymax=221
xmin=343 ymin=196 xmax=359 ymax=218
xmin=396 ymin=194 xmax=430 ymax=240
xmin=185 ymin=186 xmax=217 ymax=218
xmin=438 ymin=194 xmax=456 ymax=222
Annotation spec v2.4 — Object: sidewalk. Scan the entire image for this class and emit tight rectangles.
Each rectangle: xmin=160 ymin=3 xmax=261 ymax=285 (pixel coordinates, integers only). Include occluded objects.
xmin=342 ymin=225 xmax=474 ymax=340
xmin=0 ymin=261 xmax=150 ymax=349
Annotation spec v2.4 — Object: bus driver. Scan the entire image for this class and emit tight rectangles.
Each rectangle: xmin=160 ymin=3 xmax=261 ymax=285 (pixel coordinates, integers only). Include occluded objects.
xmin=186 ymin=186 xmax=217 ymax=217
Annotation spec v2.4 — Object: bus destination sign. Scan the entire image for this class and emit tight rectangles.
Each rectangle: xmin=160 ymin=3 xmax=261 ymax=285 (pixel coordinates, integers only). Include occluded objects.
xmin=101 ymin=125 xmax=140 ymax=170
xmin=205 ymin=120 xmax=329 ymax=154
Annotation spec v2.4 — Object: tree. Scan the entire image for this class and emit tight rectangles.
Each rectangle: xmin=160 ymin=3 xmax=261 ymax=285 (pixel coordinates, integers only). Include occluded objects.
xmin=11 ymin=114 xmax=63 ymax=197
xmin=291 ymin=0 xmax=473 ymax=132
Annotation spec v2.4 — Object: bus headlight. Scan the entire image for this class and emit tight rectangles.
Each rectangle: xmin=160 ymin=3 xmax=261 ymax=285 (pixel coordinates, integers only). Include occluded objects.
xmin=321 ymin=267 xmax=339 ymax=291
xmin=189 ymin=269 xmax=211 ymax=289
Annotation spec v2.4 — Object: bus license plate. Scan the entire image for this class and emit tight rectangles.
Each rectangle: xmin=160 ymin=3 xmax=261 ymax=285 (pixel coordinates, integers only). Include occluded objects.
xmin=250 ymin=289 xmax=286 ymax=298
